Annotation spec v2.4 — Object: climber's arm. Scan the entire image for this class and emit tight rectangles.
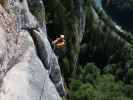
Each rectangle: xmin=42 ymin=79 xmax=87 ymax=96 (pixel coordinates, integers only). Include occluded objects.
xmin=52 ymin=38 xmax=60 ymax=44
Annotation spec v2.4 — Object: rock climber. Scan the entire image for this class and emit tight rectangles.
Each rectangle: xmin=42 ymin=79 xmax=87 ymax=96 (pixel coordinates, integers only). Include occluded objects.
xmin=52 ymin=35 xmax=65 ymax=49
xmin=51 ymin=34 xmax=66 ymax=60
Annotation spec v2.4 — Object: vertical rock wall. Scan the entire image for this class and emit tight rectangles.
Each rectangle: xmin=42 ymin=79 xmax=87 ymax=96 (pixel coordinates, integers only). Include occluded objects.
xmin=0 ymin=0 xmax=65 ymax=100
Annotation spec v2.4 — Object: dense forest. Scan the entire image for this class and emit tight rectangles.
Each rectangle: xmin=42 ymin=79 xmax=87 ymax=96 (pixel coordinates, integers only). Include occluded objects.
xmin=43 ymin=0 xmax=133 ymax=99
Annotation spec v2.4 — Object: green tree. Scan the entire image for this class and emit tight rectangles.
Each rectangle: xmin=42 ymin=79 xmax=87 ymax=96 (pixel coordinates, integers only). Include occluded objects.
xmin=44 ymin=0 xmax=133 ymax=99
xmin=70 ymin=74 xmax=132 ymax=100
xmin=126 ymin=68 xmax=133 ymax=83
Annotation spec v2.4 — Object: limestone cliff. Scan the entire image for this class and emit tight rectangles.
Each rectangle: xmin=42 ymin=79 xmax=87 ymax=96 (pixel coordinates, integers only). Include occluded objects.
xmin=0 ymin=0 xmax=65 ymax=100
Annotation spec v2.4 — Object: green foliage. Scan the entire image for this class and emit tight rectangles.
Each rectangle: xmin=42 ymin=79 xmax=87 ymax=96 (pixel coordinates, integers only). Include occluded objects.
xmin=80 ymin=3 xmax=132 ymax=69
xmin=68 ymin=61 xmax=133 ymax=100
xmin=70 ymin=80 xmax=95 ymax=100
xmin=62 ymin=58 xmax=71 ymax=80
xmin=126 ymin=68 xmax=133 ymax=83
xmin=70 ymin=73 xmax=132 ymax=100
xmin=77 ymin=63 xmax=100 ymax=83
xmin=124 ymin=84 xmax=133 ymax=98
xmin=45 ymin=0 xmax=133 ymax=99
xmin=103 ymin=64 xmax=120 ymax=74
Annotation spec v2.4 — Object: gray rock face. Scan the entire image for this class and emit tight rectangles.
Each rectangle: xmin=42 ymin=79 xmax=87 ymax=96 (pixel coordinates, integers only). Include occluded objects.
xmin=8 ymin=0 xmax=38 ymax=31
xmin=27 ymin=0 xmax=46 ymax=30
xmin=0 ymin=30 xmax=61 ymax=100
xmin=28 ymin=29 xmax=65 ymax=97
xmin=0 ymin=0 xmax=65 ymax=99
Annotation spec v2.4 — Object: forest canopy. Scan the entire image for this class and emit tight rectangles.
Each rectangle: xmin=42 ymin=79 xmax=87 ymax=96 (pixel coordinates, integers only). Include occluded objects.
xmin=44 ymin=0 xmax=133 ymax=99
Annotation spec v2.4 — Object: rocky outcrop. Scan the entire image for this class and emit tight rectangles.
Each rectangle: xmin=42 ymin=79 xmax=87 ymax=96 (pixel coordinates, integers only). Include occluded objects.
xmin=102 ymin=0 xmax=133 ymax=32
xmin=0 ymin=0 xmax=65 ymax=100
